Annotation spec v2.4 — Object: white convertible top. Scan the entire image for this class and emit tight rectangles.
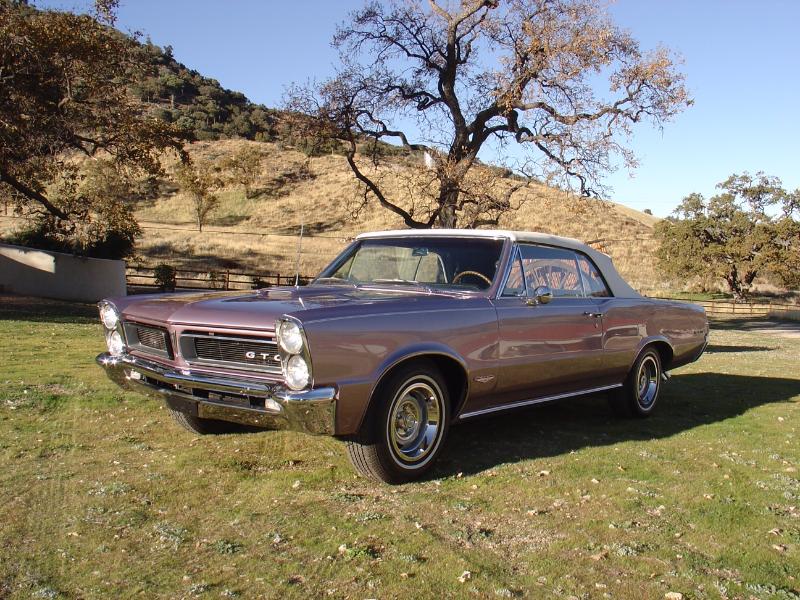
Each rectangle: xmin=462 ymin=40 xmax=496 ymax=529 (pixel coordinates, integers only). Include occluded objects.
xmin=356 ymin=229 xmax=641 ymax=298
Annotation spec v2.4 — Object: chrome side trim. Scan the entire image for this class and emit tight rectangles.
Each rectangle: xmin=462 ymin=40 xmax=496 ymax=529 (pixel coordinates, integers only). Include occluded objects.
xmin=458 ymin=383 xmax=623 ymax=420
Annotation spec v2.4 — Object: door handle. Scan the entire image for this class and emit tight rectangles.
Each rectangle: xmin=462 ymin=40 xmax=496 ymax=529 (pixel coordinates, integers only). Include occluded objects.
xmin=583 ymin=311 xmax=603 ymax=318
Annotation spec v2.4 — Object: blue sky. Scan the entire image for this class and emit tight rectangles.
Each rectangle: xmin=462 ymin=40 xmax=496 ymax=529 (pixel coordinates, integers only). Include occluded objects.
xmin=42 ymin=0 xmax=800 ymax=216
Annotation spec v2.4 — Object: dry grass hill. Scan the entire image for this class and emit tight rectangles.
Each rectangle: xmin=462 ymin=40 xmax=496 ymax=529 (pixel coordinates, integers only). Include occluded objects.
xmin=132 ymin=139 xmax=664 ymax=293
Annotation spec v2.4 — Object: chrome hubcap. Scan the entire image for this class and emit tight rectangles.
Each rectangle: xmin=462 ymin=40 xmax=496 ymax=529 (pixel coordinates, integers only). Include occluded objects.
xmin=388 ymin=381 xmax=442 ymax=465
xmin=637 ymin=355 xmax=659 ymax=408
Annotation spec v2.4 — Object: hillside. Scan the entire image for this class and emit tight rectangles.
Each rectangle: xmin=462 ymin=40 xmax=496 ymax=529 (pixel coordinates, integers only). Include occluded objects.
xmin=0 ymin=17 xmax=664 ymax=293
xmin=130 ymin=139 xmax=663 ymax=293
xmin=132 ymin=41 xmax=280 ymax=143
xmin=122 ymin=39 xmax=663 ymax=290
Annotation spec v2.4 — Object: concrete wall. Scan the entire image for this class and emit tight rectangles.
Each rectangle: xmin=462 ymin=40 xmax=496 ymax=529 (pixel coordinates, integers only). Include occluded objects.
xmin=0 ymin=243 xmax=126 ymax=302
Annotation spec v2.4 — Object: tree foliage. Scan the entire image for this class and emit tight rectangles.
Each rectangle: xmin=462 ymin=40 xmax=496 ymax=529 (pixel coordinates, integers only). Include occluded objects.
xmin=0 ymin=0 xmax=184 ymax=257
xmin=131 ymin=41 xmax=280 ymax=143
xmin=219 ymin=146 xmax=264 ymax=198
xmin=174 ymin=162 xmax=219 ymax=232
xmin=287 ymin=0 xmax=690 ymax=228
xmin=655 ymin=173 xmax=800 ymax=299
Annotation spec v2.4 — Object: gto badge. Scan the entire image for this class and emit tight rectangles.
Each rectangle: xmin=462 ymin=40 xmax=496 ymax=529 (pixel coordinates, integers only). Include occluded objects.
xmin=245 ymin=351 xmax=280 ymax=362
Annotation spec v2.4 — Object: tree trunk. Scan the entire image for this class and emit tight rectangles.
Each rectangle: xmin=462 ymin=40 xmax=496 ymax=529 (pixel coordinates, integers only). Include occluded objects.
xmin=437 ymin=183 xmax=459 ymax=228
xmin=724 ymin=266 xmax=746 ymax=302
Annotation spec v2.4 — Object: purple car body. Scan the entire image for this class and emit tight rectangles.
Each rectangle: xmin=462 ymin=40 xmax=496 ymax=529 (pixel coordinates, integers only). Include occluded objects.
xmin=97 ymin=230 xmax=708 ymax=482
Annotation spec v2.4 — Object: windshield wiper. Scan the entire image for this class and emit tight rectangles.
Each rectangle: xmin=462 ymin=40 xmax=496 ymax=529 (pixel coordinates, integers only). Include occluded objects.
xmin=371 ymin=278 xmax=421 ymax=285
xmin=312 ymin=277 xmax=356 ymax=286
xmin=367 ymin=279 xmax=438 ymax=293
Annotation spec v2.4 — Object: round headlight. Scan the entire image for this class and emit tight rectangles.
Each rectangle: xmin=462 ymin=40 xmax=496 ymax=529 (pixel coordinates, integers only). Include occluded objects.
xmin=278 ymin=320 xmax=304 ymax=354
xmin=284 ymin=354 xmax=310 ymax=390
xmin=106 ymin=330 xmax=125 ymax=356
xmin=99 ymin=303 xmax=120 ymax=330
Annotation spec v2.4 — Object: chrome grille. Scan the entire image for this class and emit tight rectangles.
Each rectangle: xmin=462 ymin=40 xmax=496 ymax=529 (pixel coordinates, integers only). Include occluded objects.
xmin=136 ymin=326 xmax=168 ymax=351
xmin=180 ymin=332 xmax=282 ymax=373
xmin=122 ymin=322 xmax=172 ymax=359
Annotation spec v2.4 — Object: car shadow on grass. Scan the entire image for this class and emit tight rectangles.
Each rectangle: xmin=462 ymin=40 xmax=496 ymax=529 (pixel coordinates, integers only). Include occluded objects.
xmin=704 ymin=344 xmax=775 ymax=353
xmin=436 ymin=372 xmax=800 ymax=479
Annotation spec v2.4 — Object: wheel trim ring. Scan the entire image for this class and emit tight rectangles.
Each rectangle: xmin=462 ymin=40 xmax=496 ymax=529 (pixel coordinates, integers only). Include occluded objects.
xmin=636 ymin=355 xmax=659 ymax=409
xmin=386 ymin=378 xmax=444 ymax=468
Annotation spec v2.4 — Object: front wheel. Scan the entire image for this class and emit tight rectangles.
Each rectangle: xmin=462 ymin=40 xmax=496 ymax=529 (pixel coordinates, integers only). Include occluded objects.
xmin=346 ymin=363 xmax=450 ymax=484
xmin=609 ymin=347 xmax=663 ymax=418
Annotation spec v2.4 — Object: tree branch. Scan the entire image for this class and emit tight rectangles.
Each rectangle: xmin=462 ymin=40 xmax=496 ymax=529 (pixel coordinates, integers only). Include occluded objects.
xmin=0 ymin=168 xmax=70 ymax=220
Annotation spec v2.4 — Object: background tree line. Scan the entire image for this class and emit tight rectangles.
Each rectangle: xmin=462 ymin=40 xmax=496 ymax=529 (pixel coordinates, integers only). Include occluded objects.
xmin=656 ymin=173 xmax=800 ymax=300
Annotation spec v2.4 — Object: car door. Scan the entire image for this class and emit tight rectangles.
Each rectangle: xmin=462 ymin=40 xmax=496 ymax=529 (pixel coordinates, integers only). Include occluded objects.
xmin=489 ymin=243 xmax=607 ymax=405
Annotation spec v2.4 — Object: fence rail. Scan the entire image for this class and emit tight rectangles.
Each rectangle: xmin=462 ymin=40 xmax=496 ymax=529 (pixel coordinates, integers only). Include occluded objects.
xmin=651 ymin=297 xmax=800 ymax=320
xmin=126 ymin=265 xmax=312 ymax=292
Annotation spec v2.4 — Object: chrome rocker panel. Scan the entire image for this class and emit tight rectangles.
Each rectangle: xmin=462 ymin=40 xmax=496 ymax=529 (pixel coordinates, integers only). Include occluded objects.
xmin=96 ymin=353 xmax=336 ymax=435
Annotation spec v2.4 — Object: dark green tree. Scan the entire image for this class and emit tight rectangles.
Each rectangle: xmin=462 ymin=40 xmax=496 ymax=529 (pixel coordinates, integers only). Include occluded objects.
xmin=655 ymin=172 xmax=800 ymax=299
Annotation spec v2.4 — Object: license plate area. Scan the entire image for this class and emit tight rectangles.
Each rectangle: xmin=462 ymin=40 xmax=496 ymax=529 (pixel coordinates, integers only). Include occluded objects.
xmin=206 ymin=391 xmax=251 ymax=407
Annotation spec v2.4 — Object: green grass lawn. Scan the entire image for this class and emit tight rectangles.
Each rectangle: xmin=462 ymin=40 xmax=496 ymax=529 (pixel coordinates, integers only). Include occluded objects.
xmin=1 ymin=298 xmax=798 ymax=599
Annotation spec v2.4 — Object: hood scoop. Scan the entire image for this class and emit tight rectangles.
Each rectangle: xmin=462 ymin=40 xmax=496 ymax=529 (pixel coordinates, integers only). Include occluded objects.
xmin=261 ymin=288 xmax=296 ymax=300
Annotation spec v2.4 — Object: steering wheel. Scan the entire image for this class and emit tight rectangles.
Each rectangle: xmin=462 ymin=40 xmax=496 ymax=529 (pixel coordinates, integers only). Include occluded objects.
xmin=452 ymin=270 xmax=492 ymax=286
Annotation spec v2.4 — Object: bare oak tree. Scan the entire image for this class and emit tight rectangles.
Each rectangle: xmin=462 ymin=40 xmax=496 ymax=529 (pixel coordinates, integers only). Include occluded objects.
xmin=287 ymin=0 xmax=690 ymax=228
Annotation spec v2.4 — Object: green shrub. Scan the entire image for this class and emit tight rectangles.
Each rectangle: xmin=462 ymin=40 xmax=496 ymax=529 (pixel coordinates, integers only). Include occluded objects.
xmin=8 ymin=218 xmax=136 ymax=260
xmin=153 ymin=264 xmax=177 ymax=292
xmin=208 ymin=271 xmax=225 ymax=289
xmin=251 ymin=276 xmax=270 ymax=289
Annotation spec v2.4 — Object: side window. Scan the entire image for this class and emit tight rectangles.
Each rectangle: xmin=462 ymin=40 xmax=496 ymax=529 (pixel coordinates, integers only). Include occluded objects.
xmin=518 ymin=244 xmax=584 ymax=298
xmin=576 ymin=254 xmax=611 ymax=298
xmin=501 ymin=249 xmax=526 ymax=297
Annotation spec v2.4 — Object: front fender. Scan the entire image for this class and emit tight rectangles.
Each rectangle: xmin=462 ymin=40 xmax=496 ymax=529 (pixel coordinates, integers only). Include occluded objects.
xmin=299 ymin=300 xmax=499 ymax=436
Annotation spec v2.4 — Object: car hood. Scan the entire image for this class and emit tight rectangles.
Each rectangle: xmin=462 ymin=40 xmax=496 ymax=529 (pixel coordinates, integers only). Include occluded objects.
xmin=114 ymin=285 xmax=472 ymax=332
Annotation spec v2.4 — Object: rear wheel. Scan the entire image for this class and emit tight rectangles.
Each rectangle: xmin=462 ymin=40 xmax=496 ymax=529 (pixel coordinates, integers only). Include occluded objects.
xmin=167 ymin=407 xmax=250 ymax=434
xmin=346 ymin=362 xmax=450 ymax=484
xmin=609 ymin=347 xmax=662 ymax=418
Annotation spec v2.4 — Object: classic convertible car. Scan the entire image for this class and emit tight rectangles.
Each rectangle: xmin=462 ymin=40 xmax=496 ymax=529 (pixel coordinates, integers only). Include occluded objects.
xmin=97 ymin=230 xmax=708 ymax=482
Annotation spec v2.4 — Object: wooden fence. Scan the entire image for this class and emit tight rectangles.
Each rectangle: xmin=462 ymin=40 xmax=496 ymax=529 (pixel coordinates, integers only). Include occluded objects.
xmin=651 ymin=297 xmax=800 ymax=320
xmin=126 ymin=265 xmax=312 ymax=292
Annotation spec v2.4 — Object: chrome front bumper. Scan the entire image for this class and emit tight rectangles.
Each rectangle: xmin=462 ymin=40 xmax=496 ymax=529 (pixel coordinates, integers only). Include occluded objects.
xmin=96 ymin=353 xmax=336 ymax=435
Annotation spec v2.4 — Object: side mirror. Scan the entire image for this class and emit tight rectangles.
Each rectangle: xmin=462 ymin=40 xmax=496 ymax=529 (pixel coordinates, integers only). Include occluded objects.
xmin=526 ymin=285 xmax=553 ymax=306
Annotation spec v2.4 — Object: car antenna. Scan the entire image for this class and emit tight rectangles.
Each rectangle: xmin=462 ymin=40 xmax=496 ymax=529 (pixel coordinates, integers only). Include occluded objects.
xmin=294 ymin=221 xmax=304 ymax=287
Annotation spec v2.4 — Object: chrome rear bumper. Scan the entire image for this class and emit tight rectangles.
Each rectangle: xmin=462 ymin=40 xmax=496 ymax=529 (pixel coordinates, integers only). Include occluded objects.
xmin=96 ymin=353 xmax=336 ymax=435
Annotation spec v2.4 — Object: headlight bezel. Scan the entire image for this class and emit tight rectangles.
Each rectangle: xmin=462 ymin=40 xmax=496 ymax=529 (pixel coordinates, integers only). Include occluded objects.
xmin=105 ymin=329 xmax=126 ymax=356
xmin=98 ymin=300 xmax=127 ymax=356
xmin=99 ymin=301 xmax=120 ymax=330
xmin=284 ymin=354 xmax=310 ymax=390
xmin=277 ymin=320 xmax=304 ymax=354
xmin=276 ymin=316 xmax=313 ymax=391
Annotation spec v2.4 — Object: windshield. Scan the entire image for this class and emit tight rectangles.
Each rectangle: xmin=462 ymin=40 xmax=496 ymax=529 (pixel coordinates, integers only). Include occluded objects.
xmin=314 ymin=237 xmax=504 ymax=291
